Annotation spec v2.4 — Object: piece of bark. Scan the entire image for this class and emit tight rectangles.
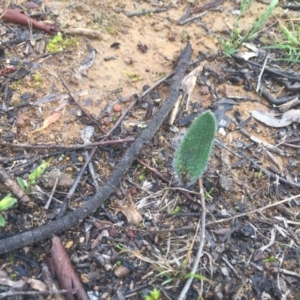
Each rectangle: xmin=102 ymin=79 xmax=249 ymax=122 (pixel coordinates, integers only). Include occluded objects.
xmin=50 ymin=236 xmax=89 ymax=300
xmin=2 ymin=9 xmax=59 ymax=34
xmin=0 ymin=165 xmax=31 ymax=203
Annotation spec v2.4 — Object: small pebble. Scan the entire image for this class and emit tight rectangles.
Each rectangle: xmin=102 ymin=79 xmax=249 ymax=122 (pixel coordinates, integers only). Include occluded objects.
xmin=126 ymin=230 xmax=135 ymax=239
xmin=113 ymin=104 xmax=122 ymax=112
xmin=130 ymin=187 xmax=137 ymax=195
xmin=114 ymin=265 xmax=130 ymax=278
xmin=109 ymin=229 xmax=116 ymax=237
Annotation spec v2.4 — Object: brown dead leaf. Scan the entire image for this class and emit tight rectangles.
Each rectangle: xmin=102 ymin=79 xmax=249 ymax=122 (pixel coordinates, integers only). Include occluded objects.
xmin=32 ymin=112 xmax=61 ymax=133
xmin=50 ymin=236 xmax=89 ymax=300
xmin=120 ymin=205 xmax=142 ymax=225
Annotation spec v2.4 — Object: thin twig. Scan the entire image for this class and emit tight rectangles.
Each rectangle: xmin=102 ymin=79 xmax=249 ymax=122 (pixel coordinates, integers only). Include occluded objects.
xmin=0 ymin=138 xmax=134 ymax=150
xmin=44 ymin=176 xmax=59 ymax=209
xmin=60 ymin=76 xmax=106 ymax=134
xmin=57 ymin=147 xmax=97 ymax=217
xmin=207 ymin=193 xmax=300 ymax=226
xmin=256 ymin=54 xmax=269 ymax=92
xmin=0 ymin=289 xmax=75 ymax=299
xmin=84 ymin=149 xmax=100 ymax=193
xmin=178 ymin=178 xmax=206 ymax=300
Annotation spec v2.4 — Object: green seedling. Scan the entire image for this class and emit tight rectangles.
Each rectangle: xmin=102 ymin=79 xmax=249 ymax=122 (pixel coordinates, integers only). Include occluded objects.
xmin=180 ymin=31 xmax=190 ymax=43
xmin=0 ymin=194 xmax=17 ymax=227
xmin=144 ymin=288 xmax=161 ymax=300
xmin=28 ymin=161 xmax=50 ymax=185
xmin=221 ymin=0 xmax=278 ymax=56
xmin=241 ymin=0 xmax=278 ymax=43
xmin=169 ymin=206 xmax=180 ymax=215
xmin=123 ymin=71 xmax=141 ymax=82
xmin=115 ymin=244 xmax=123 ymax=251
xmin=18 ymin=160 xmax=51 ymax=193
xmin=33 ymin=73 xmax=42 ymax=86
xmin=184 ymin=273 xmax=214 ymax=284
xmin=138 ymin=174 xmax=146 ymax=182
xmin=263 ymin=256 xmax=279 ymax=263
xmin=264 ymin=20 xmax=300 ymax=62
xmin=205 ymin=187 xmax=214 ymax=199
xmin=46 ymin=33 xmax=77 ymax=53
xmin=174 ymin=110 xmax=217 ymax=185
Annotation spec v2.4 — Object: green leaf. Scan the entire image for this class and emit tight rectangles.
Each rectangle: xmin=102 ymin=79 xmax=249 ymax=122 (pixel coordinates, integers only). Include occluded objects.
xmin=28 ymin=161 xmax=49 ymax=185
xmin=17 ymin=177 xmax=26 ymax=190
xmin=241 ymin=0 xmax=278 ymax=43
xmin=144 ymin=288 xmax=161 ymax=300
xmin=184 ymin=273 xmax=214 ymax=284
xmin=0 ymin=215 xmax=5 ymax=226
xmin=174 ymin=110 xmax=217 ymax=185
xmin=0 ymin=194 xmax=17 ymax=211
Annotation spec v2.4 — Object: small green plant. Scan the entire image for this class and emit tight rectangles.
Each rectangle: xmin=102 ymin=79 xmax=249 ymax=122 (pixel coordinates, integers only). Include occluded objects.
xmin=184 ymin=273 xmax=214 ymax=284
xmin=205 ymin=187 xmax=214 ymax=199
xmin=174 ymin=110 xmax=217 ymax=185
xmin=0 ymin=194 xmax=17 ymax=226
xmin=170 ymin=206 xmax=181 ymax=215
xmin=46 ymin=33 xmax=77 ymax=53
xmin=264 ymin=20 xmax=300 ymax=62
xmin=17 ymin=160 xmax=51 ymax=193
xmin=144 ymin=288 xmax=161 ymax=300
xmin=33 ymin=73 xmax=42 ymax=86
xmin=221 ymin=0 xmax=278 ymax=56
xmin=180 ymin=31 xmax=190 ymax=43
xmin=123 ymin=71 xmax=142 ymax=82
xmin=263 ymin=256 xmax=279 ymax=263
xmin=115 ymin=244 xmax=123 ymax=251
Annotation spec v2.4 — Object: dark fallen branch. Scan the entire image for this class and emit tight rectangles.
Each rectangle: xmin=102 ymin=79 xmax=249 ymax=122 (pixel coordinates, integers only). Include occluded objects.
xmin=190 ymin=0 xmax=225 ymax=14
xmin=244 ymin=59 xmax=300 ymax=82
xmin=0 ymin=43 xmax=192 ymax=254
xmin=260 ymin=87 xmax=300 ymax=105
xmin=124 ymin=8 xmax=168 ymax=18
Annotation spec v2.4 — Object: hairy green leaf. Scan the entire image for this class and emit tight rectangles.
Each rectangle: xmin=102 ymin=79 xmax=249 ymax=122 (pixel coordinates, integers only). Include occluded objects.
xmin=174 ymin=110 xmax=216 ymax=185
